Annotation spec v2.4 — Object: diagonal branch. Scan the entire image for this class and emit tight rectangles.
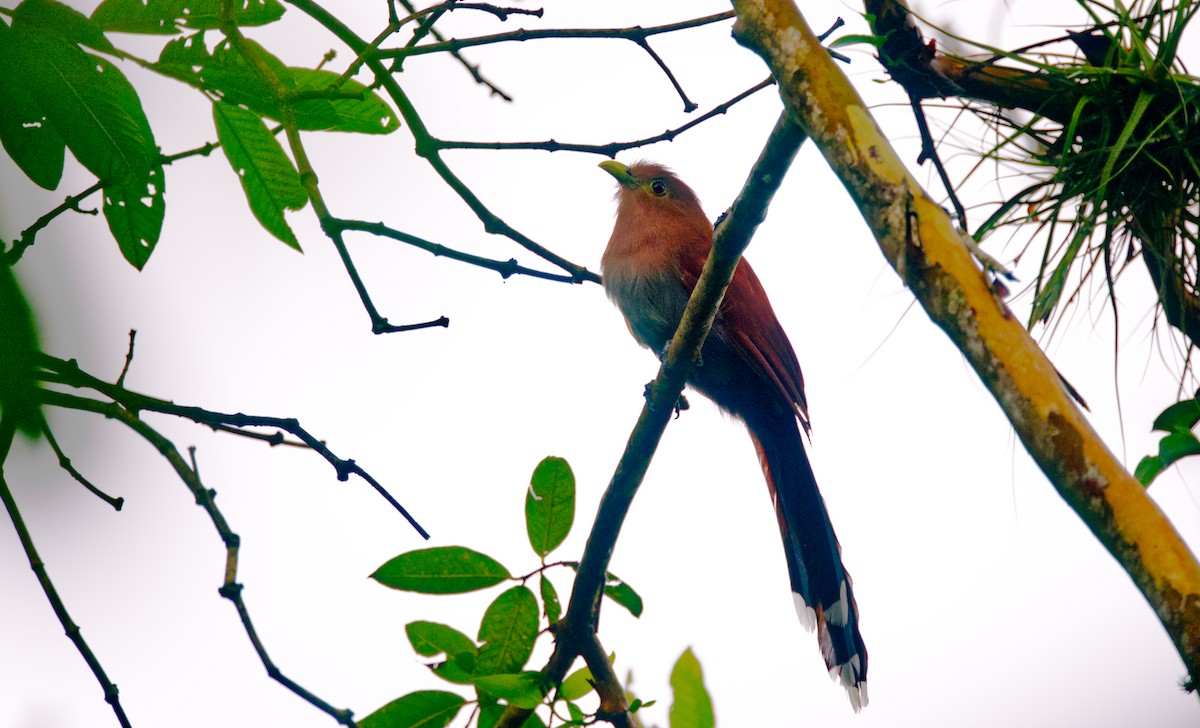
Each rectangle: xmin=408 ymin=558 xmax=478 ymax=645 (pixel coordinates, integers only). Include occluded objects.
xmin=732 ymin=0 xmax=1200 ymax=687
xmin=35 ymin=354 xmax=429 ymax=539
xmin=496 ymin=112 xmax=809 ymax=727
xmin=35 ymin=390 xmax=359 ymax=727
xmin=0 ymin=417 xmax=133 ymax=728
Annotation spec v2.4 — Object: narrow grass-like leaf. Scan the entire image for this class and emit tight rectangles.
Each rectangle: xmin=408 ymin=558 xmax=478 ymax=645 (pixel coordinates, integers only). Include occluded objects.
xmin=525 ymin=456 xmax=575 ymax=558
xmin=92 ymin=0 xmax=284 ymax=34
xmin=104 ymin=164 xmax=165 ymax=269
xmin=475 ymin=586 xmax=539 ymax=677
xmin=372 ymin=546 xmax=511 ymax=594
xmin=0 ymin=22 xmax=65 ymax=189
xmin=1030 ymin=209 xmax=1095 ymax=323
xmin=10 ymin=28 xmax=151 ymax=186
xmin=360 ymin=691 xmax=465 ymax=728
xmin=668 ymin=648 xmax=713 ymax=728
xmin=213 ymin=100 xmax=306 ymax=249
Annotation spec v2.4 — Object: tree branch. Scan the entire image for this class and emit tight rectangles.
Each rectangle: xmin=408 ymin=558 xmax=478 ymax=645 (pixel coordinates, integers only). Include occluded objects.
xmin=496 ymin=112 xmax=808 ymax=726
xmin=732 ymin=0 xmax=1200 ymax=687
xmin=0 ymin=417 xmax=133 ymax=728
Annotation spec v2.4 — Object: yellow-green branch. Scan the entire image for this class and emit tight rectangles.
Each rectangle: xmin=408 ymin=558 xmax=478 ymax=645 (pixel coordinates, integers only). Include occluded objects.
xmin=731 ymin=0 xmax=1200 ymax=686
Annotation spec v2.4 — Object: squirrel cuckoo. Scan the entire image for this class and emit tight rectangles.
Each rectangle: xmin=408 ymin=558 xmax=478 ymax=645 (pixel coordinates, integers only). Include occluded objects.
xmin=598 ymin=160 xmax=868 ymax=709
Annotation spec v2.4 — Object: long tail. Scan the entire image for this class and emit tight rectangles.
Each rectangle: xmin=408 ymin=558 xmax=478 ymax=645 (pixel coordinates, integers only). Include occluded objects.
xmin=749 ymin=412 xmax=868 ymax=710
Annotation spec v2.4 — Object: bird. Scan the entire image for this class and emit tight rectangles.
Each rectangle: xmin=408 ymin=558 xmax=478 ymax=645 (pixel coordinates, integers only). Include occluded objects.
xmin=598 ymin=159 xmax=868 ymax=710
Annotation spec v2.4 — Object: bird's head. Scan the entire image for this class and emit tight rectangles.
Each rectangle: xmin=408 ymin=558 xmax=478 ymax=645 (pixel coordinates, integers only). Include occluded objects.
xmin=598 ymin=160 xmax=704 ymax=218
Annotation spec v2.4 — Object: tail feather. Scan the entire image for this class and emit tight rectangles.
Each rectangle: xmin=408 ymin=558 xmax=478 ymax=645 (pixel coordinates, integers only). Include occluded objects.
xmin=750 ymin=421 xmax=868 ymax=710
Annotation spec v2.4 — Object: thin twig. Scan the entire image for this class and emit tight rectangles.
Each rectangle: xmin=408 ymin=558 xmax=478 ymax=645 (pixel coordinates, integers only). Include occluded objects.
xmin=0 ymin=417 xmax=132 ymax=728
xmin=39 ymin=389 xmax=359 ymax=727
xmin=4 ymin=183 xmax=102 ymax=264
xmin=377 ymin=11 xmax=736 ymax=59
xmin=289 ymin=0 xmax=601 ymax=285
xmin=908 ymin=95 xmax=969 ymax=229
xmin=35 ymin=354 xmax=429 ymax=539
xmin=394 ymin=0 xmax=523 ymax=100
xmin=4 ymin=141 xmax=219 ymax=265
xmin=331 ymin=218 xmax=581 ymax=282
xmin=42 ymin=425 xmax=124 ymax=510
xmin=434 ymin=78 xmax=774 ymax=155
xmin=116 ymin=329 xmax=137 ymax=388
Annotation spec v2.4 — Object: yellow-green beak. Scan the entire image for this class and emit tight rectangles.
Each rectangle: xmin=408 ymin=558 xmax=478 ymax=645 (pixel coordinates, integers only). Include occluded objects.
xmin=598 ymin=160 xmax=638 ymax=188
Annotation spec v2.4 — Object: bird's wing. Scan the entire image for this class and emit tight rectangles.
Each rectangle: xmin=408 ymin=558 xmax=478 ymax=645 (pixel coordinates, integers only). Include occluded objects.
xmin=678 ymin=243 xmax=810 ymax=429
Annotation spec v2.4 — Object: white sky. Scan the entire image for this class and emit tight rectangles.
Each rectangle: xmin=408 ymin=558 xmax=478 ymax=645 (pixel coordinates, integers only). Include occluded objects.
xmin=2 ymin=1 xmax=1199 ymax=727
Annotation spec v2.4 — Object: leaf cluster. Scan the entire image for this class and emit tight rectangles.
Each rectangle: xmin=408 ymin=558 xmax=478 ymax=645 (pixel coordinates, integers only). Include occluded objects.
xmin=365 ymin=456 xmax=711 ymax=728
xmin=967 ymin=2 xmax=1199 ymax=334
xmin=0 ymin=0 xmax=398 ymax=264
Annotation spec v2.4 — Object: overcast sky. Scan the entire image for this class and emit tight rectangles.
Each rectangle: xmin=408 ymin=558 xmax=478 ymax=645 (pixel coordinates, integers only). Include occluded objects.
xmin=2 ymin=1 xmax=1198 ymax=727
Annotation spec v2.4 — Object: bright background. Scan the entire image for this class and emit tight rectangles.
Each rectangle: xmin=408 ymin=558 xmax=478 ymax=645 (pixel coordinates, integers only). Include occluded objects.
xmin=2 ymin=1 xmax=1199 ymax=727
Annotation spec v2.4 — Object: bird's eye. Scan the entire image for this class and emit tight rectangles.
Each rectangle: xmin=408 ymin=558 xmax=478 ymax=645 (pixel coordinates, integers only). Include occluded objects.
xmin=650 ymin=179 xmax=668 ymax=196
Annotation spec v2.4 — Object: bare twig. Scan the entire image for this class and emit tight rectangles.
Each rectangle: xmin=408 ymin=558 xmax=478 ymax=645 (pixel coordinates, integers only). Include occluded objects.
xmin=289 ymin=0 xmax=602 ymax=285
xmin=116 ymin=329 xmax=136 ymax=388
xmin=331 ymin=218 xmax=581 ymax=282
xmin=378 ymin=11 xmax=735 ymax=59
xmin=42 ymin=425 xmax=124 ymax=510
xmin=0 ymin=417 xmax=132 ymax=728
xmin=434 ymin=78 xmax=775 ymax=155
xmin=35 ymin=353 xmax=429 ymax=539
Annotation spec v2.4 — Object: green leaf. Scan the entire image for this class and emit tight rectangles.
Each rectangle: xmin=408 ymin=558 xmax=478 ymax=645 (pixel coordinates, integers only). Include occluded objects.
xmin=472 ymin=672 xmax=545 ymax=710
xmin=15 ymin=0 xmax=117 ymax=53
xmin=561 ymin=563 xmax=644 ymax=617
xmin=603 ymin=577 xmax=643 ymax=617
xmin=0 ymin=21 xmax=65 ymax=189
xmin=475 ymin=585 xmax=539 ymax=677
xmin=477 ymin=702 xmax=545 ymax=728
xmin=525 ymin=456 xmax=575 ymax=558
xmin=405 ymin=621 xmax=478 ymax=685
xmin=406 ymin=621 xmax=476 ymax=659
xmin=8 ymin=28 xmax=153 ymax=186
xmin=360 ymin=691 xmax=465 ymax=728
xmin=1029 ymin=215 xmax=1091 ymax=325
xmin=559 ymin=664 xmax=595 ymax=702
xmin=539 ymin=574 xmax=560 ymax=625
xmin=0 ymin=263 xmax=44 ymax=437
xmin=1137 ymin=431 xmax=1200 ymax=487
xmin=289 ymin=68 xmax=400 ymax=134
xmin=827 ymin=33 xmax=882 ymax=50
xmin=103 ymin=163 xmax=166 ymax=269
xmin=1152 ymin=399 xmax=1200 ymax=433
xmin=91 ymin=0 xmax=285 ymax=35
xmin=157 ymin=37 xmax=287 ymax=120
xmin=212 ymin=100 xmax=306 ymax=249
xmin=668 ymin=648 xmax=713 ymax=728
xmin=371 ymin=546 xmax=511 ymax=594
xmin=566 ymin=701 xmax=587 ymax=724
